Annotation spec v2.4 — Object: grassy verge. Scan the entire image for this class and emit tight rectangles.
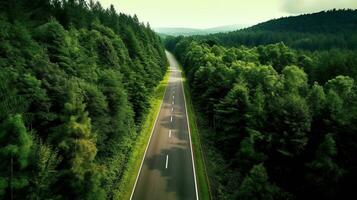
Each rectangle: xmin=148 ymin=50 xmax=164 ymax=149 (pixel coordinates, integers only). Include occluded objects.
xmin=181 ymin=69 xmax=211 ymax=200
xmin=114 ymin=70 xmax=170 ymax=200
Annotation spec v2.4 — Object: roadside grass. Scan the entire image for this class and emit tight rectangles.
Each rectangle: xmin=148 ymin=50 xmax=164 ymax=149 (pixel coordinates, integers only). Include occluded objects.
xmin=114 ymin=70 xmax=170 ymax=200
xmin=181 ymin=68 xmax=211 ymax=200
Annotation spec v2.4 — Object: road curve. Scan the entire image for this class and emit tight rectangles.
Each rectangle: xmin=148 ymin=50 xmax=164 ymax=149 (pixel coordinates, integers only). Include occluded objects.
xmin=130 ymin=51 xmax=198 ymax=200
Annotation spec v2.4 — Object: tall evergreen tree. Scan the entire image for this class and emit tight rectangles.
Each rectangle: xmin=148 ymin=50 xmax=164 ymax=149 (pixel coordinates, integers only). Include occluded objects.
xmin=0 ymin=114 xmax=33 ymax=200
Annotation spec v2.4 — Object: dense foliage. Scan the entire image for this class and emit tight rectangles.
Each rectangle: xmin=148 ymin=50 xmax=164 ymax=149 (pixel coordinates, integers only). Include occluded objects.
xmin=166 ymin=37 xmax=357 ymax=199
xmin=0 ymin=0 xmax=167 ymax=199
xmin=185 ymin=9 xmax=357 ymax=51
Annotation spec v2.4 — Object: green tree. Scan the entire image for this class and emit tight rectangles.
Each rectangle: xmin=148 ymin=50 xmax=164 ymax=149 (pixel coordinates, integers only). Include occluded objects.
xmin=325 ymin=76 xmax=354 ymax=127
xmin=236 ymin=164 xmax=282 ymax=200
xmin=282 ymin=65 xmax=308 ymax=95
xmin=308 ymin=82 xmax=326 ymax=117
xmin=97 ymin=70 xmax=135 ymax=155
xmin=53 ymin=82 xmax=105 ymax=199
xmin=306 ymin=134 xmax=344 ymax=199
xmin=34 ymin=19 xmax=78 ymax=76
xmin=28 ymin=139 xmax=61 ymax=200
xmin=325 ymin=75 xmax=354 ymax=98
xmin=235 ymin=133 xmax=266 ymax=173
xmin=269 ymin=94 xmax=311 ymax=156
xmin=0 ymin=114 xmax=33 ymax=199
xmin=248 ymin=85 xmax=266 ymax=130
xmin=215 ymin=83 xmax=250 ymax=157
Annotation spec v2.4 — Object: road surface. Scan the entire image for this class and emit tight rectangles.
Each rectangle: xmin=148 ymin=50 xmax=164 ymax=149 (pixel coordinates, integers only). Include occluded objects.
xmin=131 ymin=51 xmax=198 ymax=200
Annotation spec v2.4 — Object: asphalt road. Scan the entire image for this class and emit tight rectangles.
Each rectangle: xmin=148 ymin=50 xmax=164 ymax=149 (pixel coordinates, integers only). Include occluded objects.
xmin=131 ymin=51 xmax=198 ymax=200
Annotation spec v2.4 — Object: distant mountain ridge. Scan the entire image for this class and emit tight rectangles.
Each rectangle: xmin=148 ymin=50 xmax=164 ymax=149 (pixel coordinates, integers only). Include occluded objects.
xmin=158 ymin=9 xmax=357 ymax=41
xmin=248 ymin=9 xmax=357 ymax=33
xmin=154 ymin=24 xmax=248 ymax=36
xmin=192 ymin=9 xmax=357 ymax=50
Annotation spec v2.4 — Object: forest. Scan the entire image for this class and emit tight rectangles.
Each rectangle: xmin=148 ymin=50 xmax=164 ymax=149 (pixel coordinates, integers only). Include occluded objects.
xmin=187 ymin=9 xmax=357 ymax=51
xmin=0 ymin=0 xmax=167 ymax=199
xmin=165 ymin=10 xmax=357 ymax=199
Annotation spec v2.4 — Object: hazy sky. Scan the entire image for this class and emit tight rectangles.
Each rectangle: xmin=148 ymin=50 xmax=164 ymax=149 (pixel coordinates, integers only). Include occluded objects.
xmin=98 ymin=0 xmax=357 ymax=28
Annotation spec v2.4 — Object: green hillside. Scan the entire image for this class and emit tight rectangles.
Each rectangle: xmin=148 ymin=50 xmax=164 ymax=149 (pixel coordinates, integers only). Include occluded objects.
xmin=0 ymin=0 xmax=167 ymax=199
xmin=196 ymin=9 xmax=357 ymax=50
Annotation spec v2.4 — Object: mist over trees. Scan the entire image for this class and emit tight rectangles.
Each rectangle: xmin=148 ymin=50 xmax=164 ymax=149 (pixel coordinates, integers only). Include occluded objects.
xmin=0 ymin=0 xmax=167 ymax=199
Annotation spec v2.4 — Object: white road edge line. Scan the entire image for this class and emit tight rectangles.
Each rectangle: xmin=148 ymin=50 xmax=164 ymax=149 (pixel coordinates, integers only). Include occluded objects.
xmin=179 ymin=57 xmax=199 ymax=200
xmin=129 ymin=65 xmax=171 ymax=200
xmin=169 ymin=129 xmax=172 ymax=138
xmin=165 ymin=155 xmax=169 ymax=169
